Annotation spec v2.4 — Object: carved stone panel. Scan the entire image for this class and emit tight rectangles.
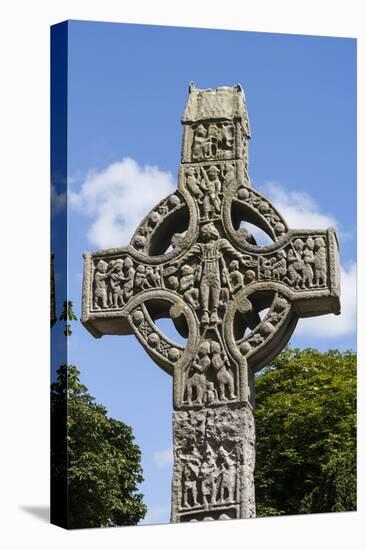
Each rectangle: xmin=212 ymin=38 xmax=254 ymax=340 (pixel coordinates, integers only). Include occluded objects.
xmin=91 ymin=255 xmax=163 ymax=312
xmin=171 ymin=404 xmax=255 ymax=522
xmin=257 ymin=235 xmax=329 ymax=289
xmin=181 ymin=83 xmax=251 ymax=165
xmin=182 ymin=337 xmax=238 ymax=407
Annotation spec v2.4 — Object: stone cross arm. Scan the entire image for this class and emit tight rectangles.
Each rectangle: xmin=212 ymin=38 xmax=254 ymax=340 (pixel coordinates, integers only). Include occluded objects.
xmin=81 ymin=224 xmax=339 ymax=377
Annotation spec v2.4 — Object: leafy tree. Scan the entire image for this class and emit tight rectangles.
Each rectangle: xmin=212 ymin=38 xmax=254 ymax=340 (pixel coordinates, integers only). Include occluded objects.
xmin=51 ymin=364 xmax=147 ymax=528
xmin=255 ymin=347 xmax=356 ymax=517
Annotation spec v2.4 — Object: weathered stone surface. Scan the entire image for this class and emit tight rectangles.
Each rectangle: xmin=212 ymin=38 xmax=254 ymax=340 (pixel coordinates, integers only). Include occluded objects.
xmin=81 ymin=83 xmax=341 ymax=522
xmin=171 ymin=404 xmax=255 ymax=523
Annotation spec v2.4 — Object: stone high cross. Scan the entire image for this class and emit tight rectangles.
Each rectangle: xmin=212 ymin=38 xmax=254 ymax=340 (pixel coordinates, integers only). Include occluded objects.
xmin=81 ymin=83 xmax=340 ymax=523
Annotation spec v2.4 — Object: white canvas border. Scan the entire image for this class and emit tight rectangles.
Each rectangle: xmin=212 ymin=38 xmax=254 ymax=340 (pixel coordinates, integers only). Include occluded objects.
xmin=0 ymin=1 xmax=364 ymax=549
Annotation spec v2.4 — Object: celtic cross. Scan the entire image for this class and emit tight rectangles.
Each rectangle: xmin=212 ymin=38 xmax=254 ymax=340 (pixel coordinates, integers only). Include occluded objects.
xmin=81 ymin=83 xmax=340 ymax=523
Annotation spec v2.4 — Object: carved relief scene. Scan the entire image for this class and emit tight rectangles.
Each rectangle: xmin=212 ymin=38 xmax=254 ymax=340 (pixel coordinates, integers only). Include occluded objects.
xmin=91 ymin=256 xmax=162 ymax=311
xmin=183 ymin=338 xmax=237 ymax=406
xmin=191 ymin=122 xmax=235 ymax=161
xmin=163 ymin=222 xmax=258 ymax=326
xmin=184 ymin=163 xmax=237 ymax=223
xmin=258 ymin=236 xmax=328 ymax=289
xmin=173 ymin=405 xmax=255 ymax=522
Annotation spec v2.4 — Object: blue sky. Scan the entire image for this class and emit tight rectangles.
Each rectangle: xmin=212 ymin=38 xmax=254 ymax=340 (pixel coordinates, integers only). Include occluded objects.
xmin=52 ymin=20 xmax=356 ymax=525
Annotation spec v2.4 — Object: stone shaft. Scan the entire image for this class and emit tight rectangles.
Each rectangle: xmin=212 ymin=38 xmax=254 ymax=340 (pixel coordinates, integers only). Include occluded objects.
xmin=171 ymin=404 xmax=255 ymax=522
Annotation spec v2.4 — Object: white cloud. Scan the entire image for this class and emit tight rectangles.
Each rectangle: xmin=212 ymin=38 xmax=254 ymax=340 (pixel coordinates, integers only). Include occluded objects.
xmin=69 ymin=157 xmax=175 ymax=248
xmin=139 ymin=505 xmax=170 ymax=525
xmin=296 ymin=262 xmax=356 ymax=339
xmin=153 ymin=447 xmax=173 ymax=469
xmin=259 ymin=181 xmax=337 ymax=231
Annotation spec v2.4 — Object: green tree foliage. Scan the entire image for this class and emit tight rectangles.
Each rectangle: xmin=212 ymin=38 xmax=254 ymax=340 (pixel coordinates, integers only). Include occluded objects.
xmin=51 ymin=365 xmax=147 ymax=528
xmin=255 ymin=347 xmax=356 ymax=517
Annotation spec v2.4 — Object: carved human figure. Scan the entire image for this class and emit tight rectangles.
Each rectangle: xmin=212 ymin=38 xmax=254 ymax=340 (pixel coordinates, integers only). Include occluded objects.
xmin=200 ymin=451 xmax=218 ymax=506
xmin=144 ymin=266 xmax=160 ymax=288
xmin=122 ymin=256 xmax=135 ymax=301
xmin=302 ymin=237 xmax=315 ymax=288
xmin=270 ymin=250 xmax=287 ymax=281
xmin=284 ymin=239 xmax=305 ymax=289
xmin=192 ymin=124 xmax=209 ymax=160
xmin=314 ymin=237 xmax=327 ymax=286
xmin=109 ymin=259 xmax=125 ymax=308
xmin=207 ymin=123 xmax=219 ymax=156
xmin=211 ymin=340 xmax=236 ymax=401
xmin=186 ymin=167 xmax=203 ymax=200
xmin=180 ymin=223 xmax=246 ymax=324
xmin=93 ymin=259 xmax=111 ymax=309
xmin=217 ymin=448 xmax=236 ymax=503
xmin=179 ymin=264 xmax=199 ymax=309
xmin=200 ymin=165 xmax=221 ymax=221
xmin=219 ymin=123 xmax=234 ymax=153
xmin=182 ymin=459 xmax=200 ymax=508
xmin=244 ymin=269 xmax=256 ymax=285
xmin=222 ymin=163 xmax=235 ymax=188
xmin=227 ymin=260 xmax=244 ymax=293
xmin=261 ymin=256 xmax=274 ymax=279
xmin=185 ymin=341 xmax=211 ymax=405
xmin=219 ymin=286 xmax=230 ymax=307
xmin=200 ymin=225 xmax=229 ymax=323
xmin=134 ymin=264 xmax=146 ymax=290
